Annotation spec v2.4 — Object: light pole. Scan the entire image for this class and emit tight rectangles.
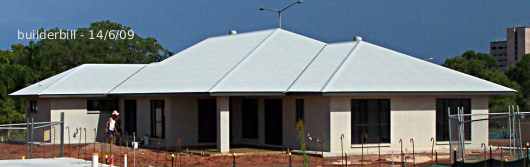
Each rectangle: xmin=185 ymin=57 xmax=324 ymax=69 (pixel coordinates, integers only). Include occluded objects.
xmin=258 ymin=0 xmax=303 ymax=28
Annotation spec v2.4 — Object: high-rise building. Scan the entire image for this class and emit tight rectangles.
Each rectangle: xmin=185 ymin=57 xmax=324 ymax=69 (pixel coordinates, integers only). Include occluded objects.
xmin=490 ymin=40 xmax=507 ymax=69
xmin=490 ymin=26 xmax=530 ymax=70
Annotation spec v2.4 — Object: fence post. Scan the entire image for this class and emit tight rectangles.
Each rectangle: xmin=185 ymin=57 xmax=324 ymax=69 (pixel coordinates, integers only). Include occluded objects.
xmin=452 ymin=150 xmax=457 ymax=165
xmin=288 ymin=149 xmax=292 ymax=167
xmin=29 ymin=118 xmax=34 ymax=159
xmin=60 ymin=112 xmax=64 ymax=157
xmin=232 ymin=152 xmax=236 ymax=167
xmin=26 ymin=117 xmax=30 ymax=159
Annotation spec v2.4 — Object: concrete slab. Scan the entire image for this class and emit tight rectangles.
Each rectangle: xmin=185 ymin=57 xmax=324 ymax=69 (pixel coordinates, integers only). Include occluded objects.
xmin=0 ymin=158 xmax=110 ymax=167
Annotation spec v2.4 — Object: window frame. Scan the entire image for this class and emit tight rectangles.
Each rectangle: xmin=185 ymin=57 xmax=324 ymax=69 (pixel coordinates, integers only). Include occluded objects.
xmin=29 ymin=100 xmax=38 ymax=113
xmin=295 ymin=99 xmax=304 ymax=123
xmin=436 ymin=98 xmax=471 ymax=141
xmin=351 ymin=99 xmax=391 ymax=145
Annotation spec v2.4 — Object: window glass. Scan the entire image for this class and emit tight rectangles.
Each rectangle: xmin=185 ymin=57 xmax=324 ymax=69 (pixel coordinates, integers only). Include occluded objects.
xmin=436 ymin=99 xmax=471 ymax=141
xmin=295 ymin=99 xmax=304 ymax=123
xmin=29 ymin=100 xmax=38 ymax=113
xmin=351 ymin=99 xmax=390 ymax=144
xmin=150 ymin=100 xmax=165 ymax=138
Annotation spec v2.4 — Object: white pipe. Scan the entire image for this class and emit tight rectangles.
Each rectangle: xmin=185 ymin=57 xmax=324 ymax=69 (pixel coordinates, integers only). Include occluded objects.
xmin=124 ymin=154 xmax=128 ymax=167
xmin=92 ymin=153 xmax=98 ymax=167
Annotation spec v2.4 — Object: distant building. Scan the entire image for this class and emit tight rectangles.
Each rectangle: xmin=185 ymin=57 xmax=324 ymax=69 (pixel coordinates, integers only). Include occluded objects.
xmin=490 ymin=26 xmax=530 ymax=70
xmin=490 ymin=41 xmax=507 ymax=69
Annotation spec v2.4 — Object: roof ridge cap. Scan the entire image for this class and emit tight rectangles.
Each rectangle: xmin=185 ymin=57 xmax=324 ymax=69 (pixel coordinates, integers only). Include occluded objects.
xmin=320 ymin=41 xmax=362 ymax=92
xmin=208 ymin=29 xmax=279 ymax=92
xmin=107 ymin=64 xmax=149 ymax=94
xmin=285 ymin=44 xmax=328 ymax=92
xmin=37 ymin=65 xmax=85 ymax=95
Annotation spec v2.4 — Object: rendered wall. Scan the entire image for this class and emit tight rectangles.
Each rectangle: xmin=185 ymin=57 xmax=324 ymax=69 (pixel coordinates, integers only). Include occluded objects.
xmin=229 ymin=96 xmax=330 ymax=151
xmin=49 ymin=98 xmax=102 ymax=144
xmin=328 ymin=95 xmax=489 ymax=156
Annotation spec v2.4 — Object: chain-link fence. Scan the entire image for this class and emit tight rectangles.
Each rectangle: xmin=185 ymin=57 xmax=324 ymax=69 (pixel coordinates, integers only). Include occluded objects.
xmin=447 ymin=105 xmax=530 ymax=166
xmin=0 ymin=112 xmax=64 ymax=159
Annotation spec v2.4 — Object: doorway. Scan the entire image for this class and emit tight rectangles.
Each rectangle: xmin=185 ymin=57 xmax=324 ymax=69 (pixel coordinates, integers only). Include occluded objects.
xmin=264 ymin=99 xmax=283 ymax=145
xmin=124 ymin=100 xmax=137 ymax=136
xmin=198 ymin=99 xmax=217 ymax=143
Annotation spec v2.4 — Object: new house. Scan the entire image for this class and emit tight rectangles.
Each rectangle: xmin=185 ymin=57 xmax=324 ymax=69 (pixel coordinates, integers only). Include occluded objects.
xmin=11 ymin=29 xmax=514 ymax=156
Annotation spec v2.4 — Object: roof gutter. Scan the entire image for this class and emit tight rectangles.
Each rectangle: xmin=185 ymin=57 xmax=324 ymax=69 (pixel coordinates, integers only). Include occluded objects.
xmin=323 ymin=91 xmax=516 ymax=96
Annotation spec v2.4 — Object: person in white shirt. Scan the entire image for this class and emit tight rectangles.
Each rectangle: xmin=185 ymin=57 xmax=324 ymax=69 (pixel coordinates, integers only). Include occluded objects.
xmin=106 ymin=110 xmax=120 ymax=144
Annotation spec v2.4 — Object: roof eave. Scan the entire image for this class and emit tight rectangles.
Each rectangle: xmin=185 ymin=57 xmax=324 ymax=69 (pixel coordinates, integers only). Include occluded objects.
xmin=323 ymin=91 xmax=516 ymax=96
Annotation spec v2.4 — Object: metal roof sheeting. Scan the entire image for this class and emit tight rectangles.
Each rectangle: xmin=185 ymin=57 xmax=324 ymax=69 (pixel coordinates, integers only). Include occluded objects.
xmin=322 ymin=42 xmax=514 ymax=93
xmin=11 ymin=28 xmax=515 ymax=96
xmin=10 ymin=64 xmax=145 ymax=96
xmin=288 ymin=42 xmax=358 ymax=92
xmin=111 ymin=29 xmax=275 ymax=94
xmin=210 ymin=29 xmax=326 ymax=93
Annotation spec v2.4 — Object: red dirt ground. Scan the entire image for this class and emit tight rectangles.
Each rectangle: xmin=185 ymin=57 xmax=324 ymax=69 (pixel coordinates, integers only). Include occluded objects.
xmin=0 ymin=143 xmax=455 ymax=167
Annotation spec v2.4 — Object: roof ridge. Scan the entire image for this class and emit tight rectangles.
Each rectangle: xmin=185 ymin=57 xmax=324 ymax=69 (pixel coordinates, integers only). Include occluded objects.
xmin=37 ymin=64 xmax=86 ymax=95
xmin=107 ymin=64 xmax=149 ymax=94
xmin=207 ymin=29 xmax=279 ymax=92
xmin=285 ymin=44 xmax=328 ymax=92
xmin=320 ymin=41 xmax=361 ymax=92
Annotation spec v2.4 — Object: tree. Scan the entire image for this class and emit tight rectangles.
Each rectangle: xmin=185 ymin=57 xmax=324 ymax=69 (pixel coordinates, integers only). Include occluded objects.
xmin=444 ymin=51 xmax=520 ymax=112
xmin=507 ymin=54 xmax=530 ymax=111
xmin=0 ymin=20 xmax=170 ymax=124
xmin=11 ymin=20 xmax=170 ymax=80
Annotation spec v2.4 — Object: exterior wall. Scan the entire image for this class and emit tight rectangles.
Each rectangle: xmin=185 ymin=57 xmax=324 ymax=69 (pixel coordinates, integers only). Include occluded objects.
xmin=284 ymin=96 xmax=330 ymax=151
xmin=328 ymin=95 xmax=489 ymax=156
xmin=49 ymin=98 xmax=102 ymax=144
xmin=230 ymin=96 xmax=330 ymax=151
xmin=32 ymin=94 xmax=489 ymax=155
xmin=124 ymin=96 xmax=212 ymax=148
xmin=27 ymin=99 xmax=51 ymax=143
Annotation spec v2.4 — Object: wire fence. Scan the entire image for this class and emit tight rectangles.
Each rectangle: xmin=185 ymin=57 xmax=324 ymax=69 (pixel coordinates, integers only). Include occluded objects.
xmin=0 ymin=113 xmax=64 ymax=159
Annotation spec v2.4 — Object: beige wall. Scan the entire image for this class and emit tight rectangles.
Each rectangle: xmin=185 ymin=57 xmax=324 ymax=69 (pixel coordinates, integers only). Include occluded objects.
xmin=48 ymin=98 xmax=102 ymax=144
xmin=229 ymin=96 xmax=330 ymax=151
xmin=328 ymin=95 xmax=489 ymax=156
xmin=32 ymin=94 xmax=490 ymax=155
xmin=123 ymin=96 xmax=213 ymax=148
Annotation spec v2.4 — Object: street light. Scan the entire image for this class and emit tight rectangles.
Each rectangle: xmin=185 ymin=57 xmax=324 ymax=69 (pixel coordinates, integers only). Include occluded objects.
xmin=258 ymin=0 xmax=303 ymax=28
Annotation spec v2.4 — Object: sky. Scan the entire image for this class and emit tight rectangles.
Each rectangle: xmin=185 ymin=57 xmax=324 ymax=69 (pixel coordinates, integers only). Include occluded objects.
xmin=1 ymin=0 xmax=530 ymax=64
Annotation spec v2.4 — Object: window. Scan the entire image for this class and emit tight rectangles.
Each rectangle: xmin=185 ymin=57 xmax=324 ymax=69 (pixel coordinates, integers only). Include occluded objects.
xmin=29 ymin=100 xmax=38 ymax=113
xmin=241 ymin=98 xmax=258 ymax=139
xmin=351 ymin=99 xmax=390 ymax=144
xmin=295 ymin=99 xmax=304 ymax=123
xmin=436 ymin=99 xmax=471 ymax=141
xmin=150 ymin=100 xmax=165 ymax=138
xmin=87 ymin=99 xmax=117 ymax=112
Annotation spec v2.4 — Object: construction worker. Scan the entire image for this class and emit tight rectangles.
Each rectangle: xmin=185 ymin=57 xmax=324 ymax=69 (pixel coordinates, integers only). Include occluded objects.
xmin=106 ymin=111 xmax=120 ymax=147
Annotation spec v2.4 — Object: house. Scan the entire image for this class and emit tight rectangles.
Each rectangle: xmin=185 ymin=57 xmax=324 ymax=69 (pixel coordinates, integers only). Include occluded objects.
xmin=10 ymin=29 xmax=514 ymax=156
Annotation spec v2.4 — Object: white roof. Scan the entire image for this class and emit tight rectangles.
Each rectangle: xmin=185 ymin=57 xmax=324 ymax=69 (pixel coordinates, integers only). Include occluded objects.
xmin=322 ymin=42 xmax=514 ymax=93
xmin=11 ymin=28 xmax=515 ymax=96
xmin=10 ymin=64 xmax=145 ymax=96
xmin=210 ymin=29 xmax=326 ymax=92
